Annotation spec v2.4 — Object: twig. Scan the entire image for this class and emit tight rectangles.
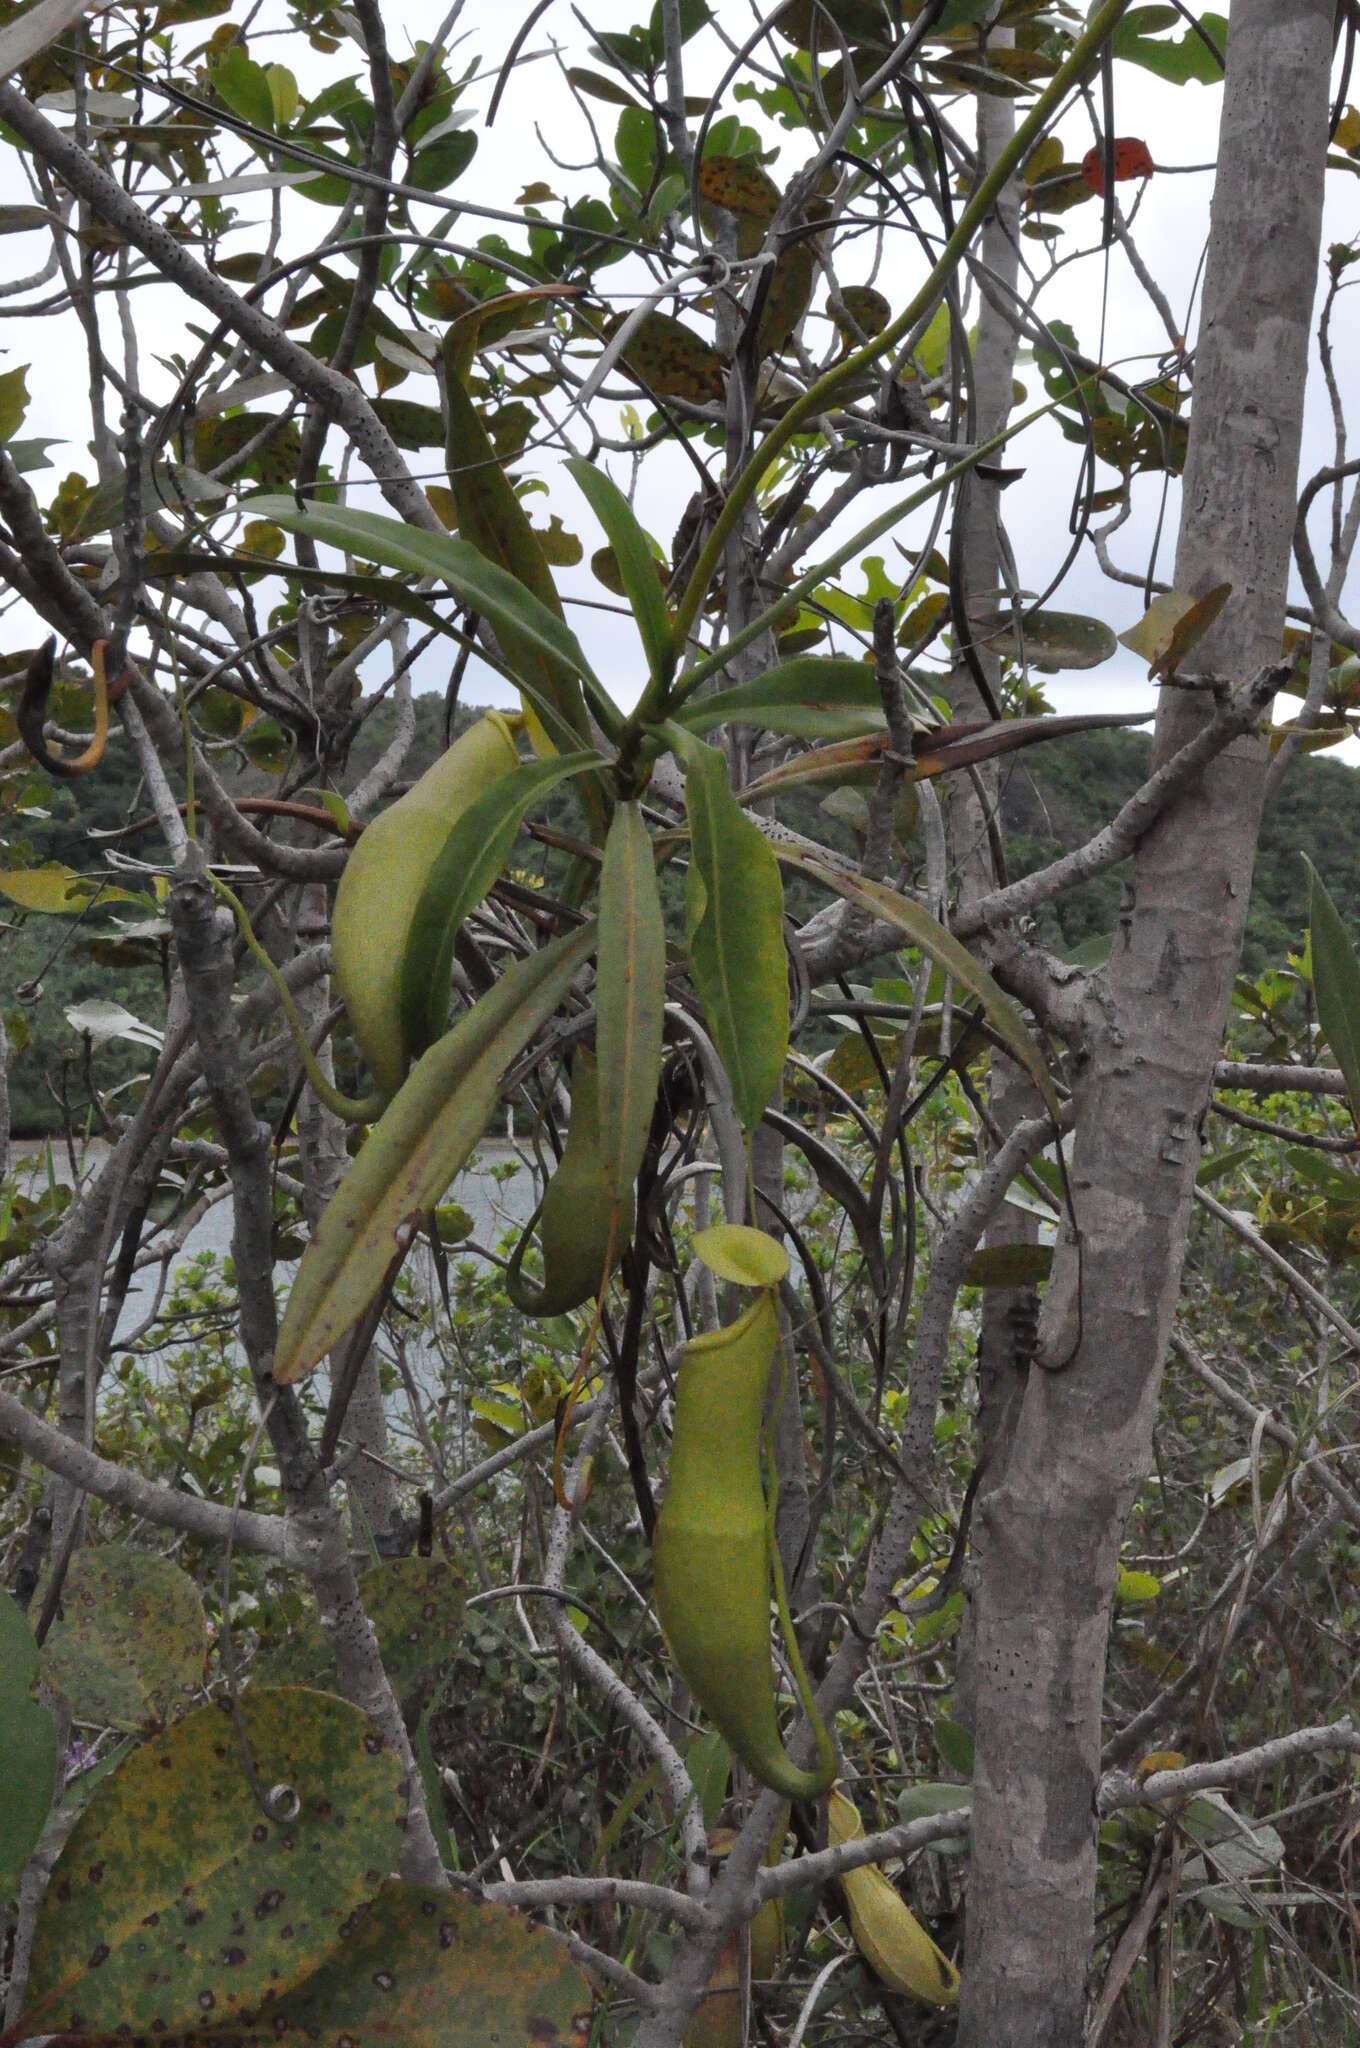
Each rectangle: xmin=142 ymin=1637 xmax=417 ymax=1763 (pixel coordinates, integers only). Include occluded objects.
xmin=954 ymin=661 xmax=1294 ymax=939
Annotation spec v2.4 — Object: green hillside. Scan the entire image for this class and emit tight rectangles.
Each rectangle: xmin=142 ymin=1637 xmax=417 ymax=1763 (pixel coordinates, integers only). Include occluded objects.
xmin=1000 ymin=727 xmax=1360 ymax=971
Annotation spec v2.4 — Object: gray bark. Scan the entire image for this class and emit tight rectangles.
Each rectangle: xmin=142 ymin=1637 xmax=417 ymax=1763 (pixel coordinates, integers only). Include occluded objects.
xmin=944 ymin=39 xmax=1041 ymax=1733
xmin=957 ymin=7 xmax=1334 ymax=2042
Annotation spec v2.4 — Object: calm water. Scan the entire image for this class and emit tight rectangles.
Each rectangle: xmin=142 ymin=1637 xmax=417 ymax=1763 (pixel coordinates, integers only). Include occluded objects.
xmin=13 ymin=1136 xmax=539 ymax=1349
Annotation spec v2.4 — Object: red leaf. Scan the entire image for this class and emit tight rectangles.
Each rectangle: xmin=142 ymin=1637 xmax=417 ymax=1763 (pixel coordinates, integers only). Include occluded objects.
xmin=1080 ymin=137 xmax=1156 ymax=197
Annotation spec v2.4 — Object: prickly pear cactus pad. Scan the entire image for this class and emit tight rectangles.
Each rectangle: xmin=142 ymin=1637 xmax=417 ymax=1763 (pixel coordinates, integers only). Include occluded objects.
xmin=0 ymin=1589 xmax=58 ymax=1898
xmin=41 ymin=1545 xmax=208 ymax=1733
xmin=16 ymin=1689 xmax=408 ymax=2042
xmin=251 ymin=1881 xmax=594 ymax=2048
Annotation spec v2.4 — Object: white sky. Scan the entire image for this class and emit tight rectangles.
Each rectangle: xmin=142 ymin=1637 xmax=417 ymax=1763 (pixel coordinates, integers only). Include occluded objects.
xmin=2 ymin=2 xmax=1358 ymax=740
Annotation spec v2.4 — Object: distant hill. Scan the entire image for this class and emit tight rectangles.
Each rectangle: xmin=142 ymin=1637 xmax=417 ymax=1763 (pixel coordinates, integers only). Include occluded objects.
xmin=1000 ymin=726 xmax=1360 ymax=972
xmin=6 ymin=702 xmax=1357 ymax=1136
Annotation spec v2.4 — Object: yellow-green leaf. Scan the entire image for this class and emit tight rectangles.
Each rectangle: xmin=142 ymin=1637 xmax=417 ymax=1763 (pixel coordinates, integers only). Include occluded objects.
xmin=0 ymin=865 xmax=98 ymax=913
xmin=264 ymin=61 xmax=297 ymax=127
xmin=597 ymin=801 xmax=666 ymax=1203
xmin=693 ymin=1223 xmax=790 ymax=1289
xmin=41 ymin=1545 xmax=207 ymax=1733
xmin=399 ymin=751 xmax=602 ymax=1067
xmin=676 ymin=655 xmax=882 ymax=741
xmin=255 ymin=1881 xmax=591 ymax=2048
xmin=210 ymin=46 xmax=274 ymax=129
xmin=671 ymin=728 xmax=789 ymax=1129
xmin=961 ymin=1243 xmax=1053 ymax=1289
xmin=1269 ymin=720 xmax=1351 ymax=756
xmin=277 ymin=922 xmax=598 ymax=1381
xmin=0 ymin=363 xmax=29 ymax=444
xmin=1118 ymin=583 xmax=1232 ymax=677
xmin=832 ymin=287 xmax=892 ymax=343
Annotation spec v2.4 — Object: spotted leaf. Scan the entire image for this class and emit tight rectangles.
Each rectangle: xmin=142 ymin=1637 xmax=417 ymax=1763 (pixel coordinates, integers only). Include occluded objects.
xmin=242 ymin=1881 xmax=592 ymax=2048
xmin=17 ymin=1689 xmax=408 ymax=2043
xmin=605 ymin=312 xmax=726 ymax=403
xmin=697 ymin=156 xmax=779 ymax=257
xmin=833 ymin=286 xmax=891 ymax=343
xmin=774 ymin=0 xmax=891 ymax=50
xmin=757 ymin=241 xmax=815 ymax=358
xmin=0 ymin=1591 xmax=58 ymax=1898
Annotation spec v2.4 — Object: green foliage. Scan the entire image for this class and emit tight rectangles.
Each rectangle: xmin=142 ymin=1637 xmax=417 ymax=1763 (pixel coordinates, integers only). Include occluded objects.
xmin=675 ymin=730 xmax=790 ymax=1130
xmin=399 ymin=752 xmax=601 ymax=1065
xmin=276 ymin=923 xmax=598 ymax=1379
xmin=596 ymin=801 xmax=667 ymax=1204
xmin=2 ymin=3 xmax=1358 ymax=2041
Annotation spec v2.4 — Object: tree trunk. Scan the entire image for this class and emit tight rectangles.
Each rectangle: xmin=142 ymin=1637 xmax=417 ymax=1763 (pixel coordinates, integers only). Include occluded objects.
xmin=943 ymin=31 xmax=1041 ymax=1740
xmin=957 ymin=6 xmax=1334 ymax=2042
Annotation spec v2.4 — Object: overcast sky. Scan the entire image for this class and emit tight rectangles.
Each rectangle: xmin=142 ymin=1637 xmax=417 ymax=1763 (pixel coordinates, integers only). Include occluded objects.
xmin=3 ymin=2 xmax=1358 ymax=741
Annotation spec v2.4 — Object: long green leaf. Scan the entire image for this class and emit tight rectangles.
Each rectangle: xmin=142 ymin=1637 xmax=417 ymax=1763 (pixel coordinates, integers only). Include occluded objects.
xmin=441 ymin=370 xmax=598 ymax=750
xmin=675 ymin=654 xmax=885 ymax=740
xmin=787 ymin=854 xmax=1061 ymax=1119
xmin=277 ymin=922 xmax=597 ymax=1382
xmin=565 ymin=455 xmax=673 ymax=690
xmin=596 ymin=801 xmax=666 ymax=1201
xmin=671 ymin=727 xmax=788 ymax=1130
xmin=1305 ymin=856 xmax=1360 ymax=1129
xmin=247 ymin=492 xmax=600 ymax=749
xmin=140 ymin=548 xmax=455 ymax=639
xmin=441 ymin=372 xmax=622 ymax=769
xmin=400 ymin=751 xmax=602 ymax=1064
